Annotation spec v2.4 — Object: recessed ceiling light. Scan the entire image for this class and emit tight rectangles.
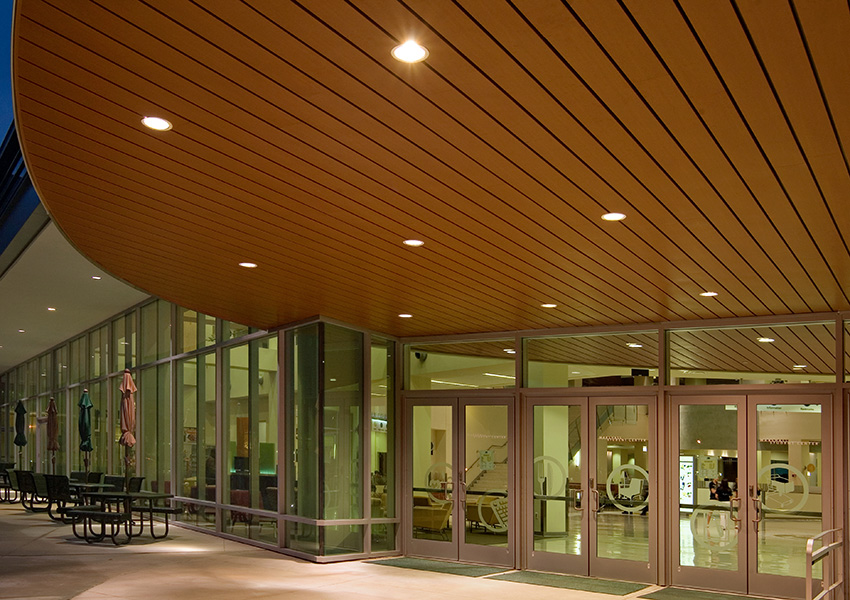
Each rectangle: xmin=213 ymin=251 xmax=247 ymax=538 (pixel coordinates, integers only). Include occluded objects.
xmin=18 ymin=329 xmax=25 ymax=333
xmin=602 ymin=212 xmax=626 ymax=221
xmin=403 ymin=239 xmax=425 ymax=247
xmin=398 ymin=313 xmax=413 ymax=318
xmin=91 ymin=276 xmax=102 ymax=280
xmin=793 ymin=364 xmax=807 ymax=369
xmin=503 ymin=348 xmax=516 ymax=354
xmin=626 ymin=343 xmax=643 ymax=348
xmin=541 ymin=303 xmax=557 ymax=308
xmin=391 ymin=40 xmax=428 ymax=63
xmin=238 ymin=262 xmax=258 ymax=268
xmin=141 ymin=116 xmax=172 ymax=131
xmin=700 ymin=291 xmax=718 ymax=297
xmin=47 ymin=307 xmax=56 ymax=311
xmin=757 ymin=337 xmax=774 ymax=343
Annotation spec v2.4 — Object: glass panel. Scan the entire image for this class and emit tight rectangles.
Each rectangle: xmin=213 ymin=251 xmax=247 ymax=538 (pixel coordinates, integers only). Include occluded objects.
xmin=407 ymin=340 xmax=516 ymax=390
xmin=54 ymin=345 xmax=68 ymax=389
xmin=86 ymin=381 xmax=107 ymax=473
xmin=113 ymin=313 xmax=136 ymax=371
xmin=54 ymin=392 xmax=67 ymax=475
xmin=175 ymin=500 xmax=217 ymax=530
xmin=27 ymin=360 xmax=37 ymax=397
xmin=141 ymin=365 xmax=170 ymax=493
xmin=257 ymin=337 xmax=278 ymax=510
xmin=324 ymin=325 xmax=362 ymax=519
xmin=370 ymin=339 xmax=394 ymax=518
xmin=525 ymin=332 xmax=659 ymax=387
xmin=89 ymin=325 xmax=108 ymax=379
xmin=669 ymin=323 xmax=835 ymax=385
xmin=177 ymin=308 xmax=216 ymax=353
xmin=222 ymin=321 xmax=254 ymax=341
xmin=177 ymin=353 xmax=216 ymax=502
xmin=286 ymin=324 xmax=319 ymax=519
xmin=756 ymin=404 xmax=822 ymax=578
xmin=412 ymin=405 xmax=453 ymax=541
xmin=532 ymin=405 xmax=581 ymax=555
xmin=371 ymin=523 xmax=396 ymax=552
xmin=678 ymin=404 xmax=738 ymax=570
xmin=38 ymin=353 xmax=51 ymax=394
xmin=595 ymin=404 xmax=649 ymax=562
xmin=286 ymin=520 xmax=319 ymax=555
xmin=141 ymin=300 xmax=171 ymax=364
xmin=225 ymin=343 xmax=249 ymax=508
xmin=69 ymin=337 xmax=87 ymax=384
xmin=324 ymin=524 xmax=363 ymax=555
xmin=224 ymin=509 xmax=278 ymax=545
xmin=464 ymin=404 xmax=509 ymax=548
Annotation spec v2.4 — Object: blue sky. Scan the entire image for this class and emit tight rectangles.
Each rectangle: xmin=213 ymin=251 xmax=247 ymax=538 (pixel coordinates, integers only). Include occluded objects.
xmin=0 ymin=4 xmax=14 ymax=128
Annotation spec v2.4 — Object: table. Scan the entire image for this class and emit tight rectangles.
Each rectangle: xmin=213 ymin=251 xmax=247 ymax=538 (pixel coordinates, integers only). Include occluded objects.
xmin=82 ymin=490 xmax=177 ymax=540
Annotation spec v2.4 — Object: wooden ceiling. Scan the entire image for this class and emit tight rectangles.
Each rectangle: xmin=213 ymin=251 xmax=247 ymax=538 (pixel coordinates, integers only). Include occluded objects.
xmin=12 ymin=1 xmax=850 ymax=338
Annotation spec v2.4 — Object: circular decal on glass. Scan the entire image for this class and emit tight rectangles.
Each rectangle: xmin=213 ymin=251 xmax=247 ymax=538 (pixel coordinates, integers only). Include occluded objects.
xmin=425 ymin=462 xmax=452 ymax=505
xmin=757 ymin=462 xmax=808 ymax=513
xmin=477 ymin=490 xmax=509 ymax=533
xmin=689 ymin=506 xmax=738 ymax=548
xmin=532 ymin=455 xmax=568 ymax=497
xmin=605 ymin=464 xmax=649 ymax=513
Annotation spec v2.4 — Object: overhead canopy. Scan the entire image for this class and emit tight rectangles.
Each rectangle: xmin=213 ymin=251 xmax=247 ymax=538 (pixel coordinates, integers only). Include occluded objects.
xmin=13 ymin=1 xmax=850 ymax=337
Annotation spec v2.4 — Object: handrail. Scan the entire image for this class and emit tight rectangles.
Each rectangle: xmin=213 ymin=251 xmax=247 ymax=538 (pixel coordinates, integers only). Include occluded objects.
xmin=806 ymin=528 xmax=843 ymax=600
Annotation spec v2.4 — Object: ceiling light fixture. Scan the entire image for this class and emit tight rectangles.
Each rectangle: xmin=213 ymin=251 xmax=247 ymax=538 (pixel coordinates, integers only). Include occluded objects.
xmin=757 ymin=337 xmax=774 ymax=343
xmin=141 ymin=116 xmax=172 ymax=131
xmin=391 ymin=40 xmax=429 ymax=63
xmin=626 ymin=343 xmax=643 ymax=348
xmin=47 ymin=307 xmax=56 ymax=311
xmin=700 ymin=291 xmax=718 ymax=297
xmin=602 ymin=212 xmax=626 ymax=221
xmin=18 ymin=329 xmax=25 ymax=333
xmin=91 ymin=276 xmax=102 ymax=280
xmin=541 ymin=303 xmax=557 ymax=308
xmin=484 ymin=372 xmax=516 ymax=379
xmin=398 ymin=313 xmax=413 ymax=318
xmin=238 ymin=262 xmax=258 ymax=268
xmin=793 ymin=364 xmax=807 ymax=369
xmin=403 ymin=239 xmax=425 ymax=247
xmin=503 ymin=348 xmax=516 ymax=354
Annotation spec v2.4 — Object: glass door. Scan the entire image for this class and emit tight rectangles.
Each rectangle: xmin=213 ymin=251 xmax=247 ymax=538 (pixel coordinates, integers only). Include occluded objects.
xmin=672 ymin=394 xmax=830 ymax=599
xmin=525 ymin=395 xmax=656 ymax=582
xmin=407 ymin=396 xmax=514 ymax=566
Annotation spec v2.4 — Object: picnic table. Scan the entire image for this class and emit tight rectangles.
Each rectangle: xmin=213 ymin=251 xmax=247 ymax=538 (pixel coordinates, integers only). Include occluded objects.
xmin=69 ymin=490 xmax=176 ymax=544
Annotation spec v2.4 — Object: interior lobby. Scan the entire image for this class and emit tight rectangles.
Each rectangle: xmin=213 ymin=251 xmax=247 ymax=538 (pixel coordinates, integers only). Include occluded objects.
xmin=2 ymin=2 xmax=850 ymax=600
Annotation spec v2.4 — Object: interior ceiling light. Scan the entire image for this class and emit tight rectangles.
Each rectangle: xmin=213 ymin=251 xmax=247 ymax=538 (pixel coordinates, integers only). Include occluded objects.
xmin=18 ymin=329 xmax=25 ymax=333
xmin=601 ymin=212 xmax=626 ymax=221
xmin=91 ymin=276 xmax=101 ymax=280
xmin=403 ymin=239 xmax=425 ymax=247
xmin=503 ymin=348 xmax=516 ymax=354
xmin=541 ymin=303 xmax=557 ymax=308
xmin=484 ymin=372 xmax=516 ymax=379
xmin=141 ymin=116 xmax=172 ymax=131
xmin=700 ymin=291 xmax=718 ymax=297
xmin=398 ymin=313 xmax=413 ymax=318
xmin=793 ymin=364 xmax=807 ymax=369
xmin=626 ymin=343 xmax=642 ymax=348
xmin=47 ymin=307 xmax=56 ymax=311
xmin=757 ymin=337 xmax=775 ymax=343
xmin=391 ymin=40 xmax=429 ymax=63
xmin=238 ymin=262 xmax=258 ymax=268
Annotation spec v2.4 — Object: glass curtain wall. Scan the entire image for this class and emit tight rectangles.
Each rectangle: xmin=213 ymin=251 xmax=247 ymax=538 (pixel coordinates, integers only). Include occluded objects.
xmin=141 ymin=364 xmax=171 ymax=493
xmin=85 ymin=381 xmax=108 ymax=473
xmin=370 ymin=337 xmax=395 ymax=551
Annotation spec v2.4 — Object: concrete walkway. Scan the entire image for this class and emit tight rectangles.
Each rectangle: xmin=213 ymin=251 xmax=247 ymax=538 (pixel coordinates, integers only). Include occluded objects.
xmin=0 ymin=502 xmax=735 ymax=600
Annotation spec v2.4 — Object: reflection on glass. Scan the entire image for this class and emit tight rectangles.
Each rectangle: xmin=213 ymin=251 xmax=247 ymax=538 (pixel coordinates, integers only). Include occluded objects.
xmin=678 ymin=404 xmax=738 ymax=570
xmin=525 ymin=333 xmax=659 ymax=387
xmin=87 ymin=381 xmax=107 ymax=472
xmin=407 ymin=340 xmax=516 ymax=390
xmin=141 ymin=364 xmax=171 ymax=493
xmin=465 ymin=405 xmax=509 ymax=547
xmin=370 ymin=339 xmax=394 ymax=521
xmin=533 ymin=405 xmax=581 ymax=555
xmin=756 ymin=404 xmax=822 ymax=578
xmin=596 ymin=404 xmax=649 ymax=562
xmin=225 ymin=508 xmax=278 ymax=545
xmin=412 ymin=405 xmax=453 ymax=541
xmin=89 ymin=326 xmax=108 ymax=379
xmin=112 ymin=313 xmax=136 ymax=372
xmin=177 ymin=353 xmax=216 ymax=504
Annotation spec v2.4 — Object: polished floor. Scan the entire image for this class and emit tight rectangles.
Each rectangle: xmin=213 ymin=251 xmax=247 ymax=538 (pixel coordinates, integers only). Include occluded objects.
xmin=0 ymin=502 xmax=790 ymax=600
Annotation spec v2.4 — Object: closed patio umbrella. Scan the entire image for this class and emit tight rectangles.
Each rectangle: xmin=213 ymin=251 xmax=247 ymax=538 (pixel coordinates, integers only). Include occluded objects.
xmin=47 ymin=397 xmax=60 ymax=474
xmin=118 ymin=369 xmax=137 ymax=488
xmin=14 ymin=400 xmax=27 ymax=468
xmin=78 ymin=389 xmax=93 ymax=475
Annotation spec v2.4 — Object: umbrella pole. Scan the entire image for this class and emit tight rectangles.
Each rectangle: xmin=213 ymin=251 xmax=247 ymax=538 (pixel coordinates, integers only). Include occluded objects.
xmin=84 ymin=451 xmax=90 ymax=478
xmin=124 ymin=446 xmax=130 ymax=492
xmin=51 ymin=451 xmax=56 ymax=475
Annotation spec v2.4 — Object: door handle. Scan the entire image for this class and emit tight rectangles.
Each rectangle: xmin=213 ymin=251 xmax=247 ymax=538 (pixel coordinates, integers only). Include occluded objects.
xmin=729 ymin=497 xmax=741 ymax=531
xmin=750 ymin=495 xmax=762 ymax=531
xmin=590 ymin=488 xmax=600 ymax=513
